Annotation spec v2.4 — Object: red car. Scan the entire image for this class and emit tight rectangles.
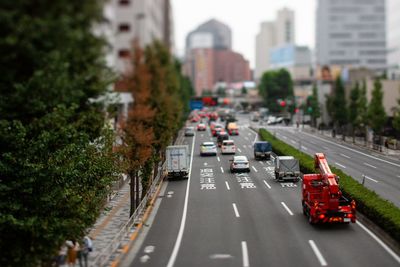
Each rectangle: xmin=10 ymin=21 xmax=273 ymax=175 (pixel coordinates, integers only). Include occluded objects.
xmin=191 ymin=116 xmax=200 ymax=123
xmin=197 ymin=123 xmax=206 ymax=131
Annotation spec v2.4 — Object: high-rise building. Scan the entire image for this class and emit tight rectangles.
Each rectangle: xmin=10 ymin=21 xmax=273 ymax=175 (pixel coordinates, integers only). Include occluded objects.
xmin=185 ymin=19 xmax=232 ymax=53
xmin=316 ymin=0 xmax=387 ymax=71
xmin=103 ymin=0 xmax=174 ymax=74
xmin=254 ymin=8 xmax=295 ymax=80
xmin=184 ymin=19 xmax=251 ymax=96
xmin=387 ymin=0 xmax=400 ymax=80
xmin=255 ymin=22 xmax=276 ymax=81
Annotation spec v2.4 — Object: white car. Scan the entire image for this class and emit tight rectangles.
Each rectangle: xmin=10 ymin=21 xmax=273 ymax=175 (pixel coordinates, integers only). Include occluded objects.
xmin=230 ymin=156 xmax=250 ymax=173
xmin=221 ymin=140 xmax=236 ymax=154
xmin=200 ymin=142 xmax=217 ymax=156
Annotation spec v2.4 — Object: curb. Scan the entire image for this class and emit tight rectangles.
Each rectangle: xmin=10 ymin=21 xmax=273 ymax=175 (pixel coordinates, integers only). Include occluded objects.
xmin=109 ymin=175 xmax=166 ymax=267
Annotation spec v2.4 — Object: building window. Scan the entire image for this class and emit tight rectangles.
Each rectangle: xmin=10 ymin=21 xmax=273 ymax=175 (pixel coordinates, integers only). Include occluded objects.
xmin=119 ymin=23 xmax=130 ymax=32
xmin=119 ymin=0 xmax=130 ymax=6
xmin=118 ymin=49 xmax=131 ymax=58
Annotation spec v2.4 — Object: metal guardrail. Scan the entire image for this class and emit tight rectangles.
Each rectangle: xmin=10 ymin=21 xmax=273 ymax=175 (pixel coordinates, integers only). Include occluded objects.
xmin=91 ymin=162 xmax=165 ymax=267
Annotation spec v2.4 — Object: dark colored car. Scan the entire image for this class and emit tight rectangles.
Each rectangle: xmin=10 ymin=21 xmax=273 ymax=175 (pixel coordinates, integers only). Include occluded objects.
xmin=253 ymin=141 xmax=272 ymax=160
xmin=217 ymin=133 xmax=229 ymax=147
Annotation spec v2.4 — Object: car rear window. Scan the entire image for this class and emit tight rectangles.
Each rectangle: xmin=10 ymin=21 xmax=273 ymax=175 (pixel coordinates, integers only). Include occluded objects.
xmin=223 ymin=141 xmax=234 ymax=145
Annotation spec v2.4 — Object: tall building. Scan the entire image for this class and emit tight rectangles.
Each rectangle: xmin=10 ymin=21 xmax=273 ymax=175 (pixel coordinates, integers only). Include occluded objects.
xmin=184 ymin=19 xmax=251 ymax=96
xmin=255 ymin=8 xmax=295 ymax=80
xmin=255 ymin=22 xmax=275 ymax=80
xmin=185 ymin=19 xmax=232 ymax=53
xmin=316 ymin=0 xmax=387 ymax=71
xmin=103 ymin=0 xmax=174 ymax=74
xmin=387 ymin=0 xmax=400 ymax=80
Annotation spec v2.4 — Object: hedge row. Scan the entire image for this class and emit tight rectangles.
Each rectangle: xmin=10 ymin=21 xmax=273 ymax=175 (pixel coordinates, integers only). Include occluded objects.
xmin=259 ymin=128 xmax=400 ymax=242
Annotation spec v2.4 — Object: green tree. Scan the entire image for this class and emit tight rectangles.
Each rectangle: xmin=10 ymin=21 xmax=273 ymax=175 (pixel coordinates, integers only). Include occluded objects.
xmin=331 ymin=77 xmax=348 ymax=134
xmin=356 ymin=80 xmax=369 ymax=141
xmin=259 ymin=69 xmax=294 ymax=113
xmin=241 ymin=86 xmax=248 ymax=95
xmin=368 ymin=79 xmax=387 ymax=139
xmin=0 ymin=1 xmax=120 ymax=265
xmin=393 ymin=87 xmax=400 ymax=133
xmin=217 ymin=86 xmax=226 ymax=97
xmin=309 ymin=84 xmax=321 ymax=128
xmin=349 ymin=82 xmax=360 ymax=142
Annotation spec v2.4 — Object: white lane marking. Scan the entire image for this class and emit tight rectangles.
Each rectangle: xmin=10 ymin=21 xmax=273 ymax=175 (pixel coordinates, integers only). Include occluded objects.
xmin=244 ymin=137 xmax=249 ymax=141
xmin=302 ymin=146 xmax=308 ymax=151
xmin=253 ymin=132 xmax=258 ymax=142
xmin=237 ymin=148 xmax=242 ymax=153
xmin=251 ymin=166 xmax=258 ymax=172
xmin=144 ymin=245 xmax=155 ymax=254
xmin=166 ymin=133 xmax=196 ymax=267
xmin=232 ymin=203 xmax=240 ymax=218
xmin=357 ymin=221 xmax=400 ymax=264
xmin=248 ymin=133 xmax=251 ymax=136
xmin=204 ymin=162 xmax=208 ymax=166
xmin=259 ymin=161 xmax=264 ymax=165
xmin=322 ymin=146 xmax=329 ymax=150
xmin=364 ymin=162 xmax=377 ymax=169
xmin=340 ymin=153 xmax=351 ymax=159
xmin=335 ymin=162 xmax=347 ymax=169
xmin=220 ymin=166 xmax=224 ymax=173
xmin=225 ymin=181 xmax=231 ymax=190
xmin=263 ymin=180 xmax=271 ymax=189
xmin=282 ymin=135 xmax=288 ymax=139
xmin=241 ymin=241 xmax=250 ymax=267
xmin=210 ymin=254 xmax=233 ymax=259
xmin=397 ymin=175 xmax=400 ymax=178
xmin=290 ymin=140 xmax=296 ymax=144
xmin=201 ymin=134 xmax=204 ymax=137
xmin=301 ymin=131 xmax=400 ymax=168
xmin=243 ymin=145 xmax=247 ymax=148
xmin=217 ymin=156 xmax=220 ymax=162
xmin=140 ymin=255 xmax=150 ymax=263
xmin=365 ymin=176 xmax=379 ymax=183
xmin=309 ymin=240 xmax=327 ymax=266
xmin=281 ymin=202 xmax=294 ymax=216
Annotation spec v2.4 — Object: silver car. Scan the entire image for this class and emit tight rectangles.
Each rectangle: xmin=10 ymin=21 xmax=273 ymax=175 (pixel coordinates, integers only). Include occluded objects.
xmin=200 ymin=142 xmax=217 ymax=156
xmin=230 ymin=156 xmax=250 ymax=173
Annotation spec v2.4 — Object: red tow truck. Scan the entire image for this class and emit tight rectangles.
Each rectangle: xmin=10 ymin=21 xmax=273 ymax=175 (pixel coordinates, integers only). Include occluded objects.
xmin=302 ymin=153 xmax=356 ymax=224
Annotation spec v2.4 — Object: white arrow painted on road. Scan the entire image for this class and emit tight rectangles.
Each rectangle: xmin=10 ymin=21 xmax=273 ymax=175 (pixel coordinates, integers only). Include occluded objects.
xmin=140 ymin=255 xmax=150 ymax=263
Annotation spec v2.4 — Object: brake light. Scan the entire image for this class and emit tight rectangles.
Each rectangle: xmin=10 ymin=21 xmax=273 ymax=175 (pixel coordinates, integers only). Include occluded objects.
xmin=347 ymin=213 xmax=353 ymax=218
xmin=319 ymin=214 xmax=325 ymax=219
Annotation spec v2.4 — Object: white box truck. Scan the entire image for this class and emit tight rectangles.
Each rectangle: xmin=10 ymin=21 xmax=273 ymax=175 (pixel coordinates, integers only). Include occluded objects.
xmin=166 ymin=145 xmax=190 ymax=179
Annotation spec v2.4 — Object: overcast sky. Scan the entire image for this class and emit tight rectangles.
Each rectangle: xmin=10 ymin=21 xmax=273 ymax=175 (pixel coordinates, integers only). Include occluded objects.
xmin=172 ymin=0 xmax=316 ymax=68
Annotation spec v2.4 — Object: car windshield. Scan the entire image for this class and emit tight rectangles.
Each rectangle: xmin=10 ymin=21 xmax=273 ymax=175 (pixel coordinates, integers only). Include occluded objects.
xmin=202 ymin=143 xmax=214 ymax=147
xmin=254 ymin=142 xmax=271 ymax=151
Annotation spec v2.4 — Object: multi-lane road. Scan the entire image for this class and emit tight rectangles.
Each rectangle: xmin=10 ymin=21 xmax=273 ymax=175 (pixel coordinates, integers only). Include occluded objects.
xmin=257 ymin=124 xmax=400 ymax=208
xmin=120 ymin=118 xmax=400 ymax=267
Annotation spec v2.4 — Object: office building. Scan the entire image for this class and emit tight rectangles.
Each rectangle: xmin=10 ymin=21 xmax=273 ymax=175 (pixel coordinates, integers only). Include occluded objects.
xmin=255 ymin=8 xmax=295 ymax=80
xmin=103 ymin=0 xmax=174 ymax=74
xmin=184 ymin=19 xmax=251 ymax=96
xmin=387 ymin=0 xmax=400 ymax=80
xmin=316 ymin=0 xmax=387 ymax=71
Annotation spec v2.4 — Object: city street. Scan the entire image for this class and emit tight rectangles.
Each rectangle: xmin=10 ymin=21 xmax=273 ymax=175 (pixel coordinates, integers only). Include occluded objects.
xmin=120 ymin=118 xmax=400 ymax=267
xmin=259 ymin=124 xmax=400 ymax=208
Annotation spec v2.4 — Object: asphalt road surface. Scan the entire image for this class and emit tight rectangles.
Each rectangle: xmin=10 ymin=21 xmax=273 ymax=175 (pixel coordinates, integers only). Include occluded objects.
xmin=120 ymin=118 xmax=400 ymax=267
xmin=256 ymin=123 xmax=400 ymax=208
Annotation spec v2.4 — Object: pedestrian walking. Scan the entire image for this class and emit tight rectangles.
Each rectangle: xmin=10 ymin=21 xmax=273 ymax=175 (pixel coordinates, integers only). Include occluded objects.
xmin=78 ymin=236 xmax=93 ymax=267
xmin=56 ymin=243 xmax=68 ymax=266
xmin=66 ymin=240 xmax=80 ymax=267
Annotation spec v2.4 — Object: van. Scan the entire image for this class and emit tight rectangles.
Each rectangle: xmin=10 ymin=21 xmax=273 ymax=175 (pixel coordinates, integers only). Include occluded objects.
xmin=227 ymin=122 xmax=239 ymax=135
